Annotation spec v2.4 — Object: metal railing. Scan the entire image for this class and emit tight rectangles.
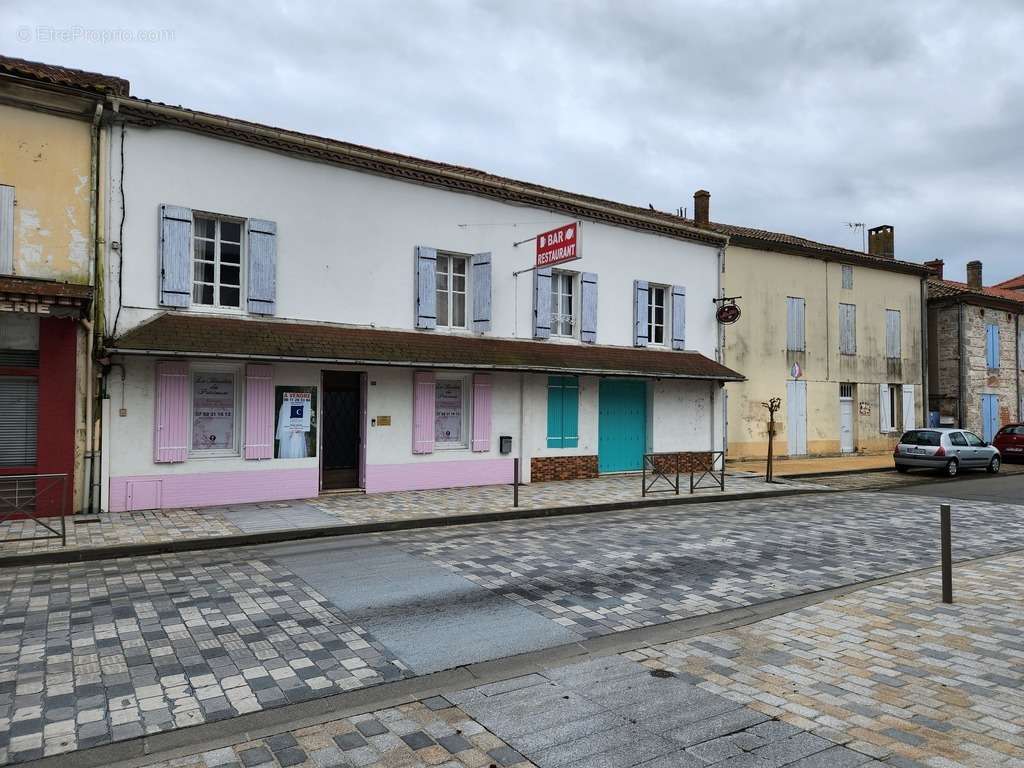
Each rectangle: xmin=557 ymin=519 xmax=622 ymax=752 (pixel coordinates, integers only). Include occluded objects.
xmin=642 ymin=451 xmax=726 ymax=497
xmin=0 ymin=473 xmax=68 ymax=546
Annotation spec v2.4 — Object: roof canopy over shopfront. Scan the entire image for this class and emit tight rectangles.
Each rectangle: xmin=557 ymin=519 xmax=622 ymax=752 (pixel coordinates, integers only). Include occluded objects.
xmin=108 ymin=313 xmax=744 ymax=381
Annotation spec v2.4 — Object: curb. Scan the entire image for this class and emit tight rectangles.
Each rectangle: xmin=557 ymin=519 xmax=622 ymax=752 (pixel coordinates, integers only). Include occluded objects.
xmin=0 ymin=485 xmax=830 ymax=568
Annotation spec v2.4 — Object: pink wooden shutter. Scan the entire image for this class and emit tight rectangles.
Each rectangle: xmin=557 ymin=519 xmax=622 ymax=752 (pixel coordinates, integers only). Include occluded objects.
xmin=471 ymin=373 xmax=492 ymax=452
xmin=153 ymin=361 xmax=189 ymax=463
xmin=412 ymin=371 xmax=436 ymax=454
xmin=244 ymin=364 xmax=274 ymax=459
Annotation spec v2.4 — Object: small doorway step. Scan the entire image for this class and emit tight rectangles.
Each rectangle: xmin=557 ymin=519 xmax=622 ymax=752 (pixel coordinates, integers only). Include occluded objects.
xmin=321 ymin=371 xmax=363 ymax=491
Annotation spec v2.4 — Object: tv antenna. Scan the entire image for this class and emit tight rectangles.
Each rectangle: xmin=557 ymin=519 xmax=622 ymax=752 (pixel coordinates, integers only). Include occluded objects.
xmin=844 ymin=222 xmax=866 ymax=252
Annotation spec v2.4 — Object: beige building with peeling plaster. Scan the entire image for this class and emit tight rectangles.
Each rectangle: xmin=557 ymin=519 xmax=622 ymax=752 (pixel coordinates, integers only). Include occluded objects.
xmin=0 ymin=56 xmax=129 ymax=515
xmin=684 ymin=191 xmax=931 ymax=460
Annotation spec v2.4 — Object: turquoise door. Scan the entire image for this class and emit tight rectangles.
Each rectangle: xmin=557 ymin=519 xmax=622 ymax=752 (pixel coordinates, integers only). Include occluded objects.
xmin=598 ymin=379 xmax=647 ymax=472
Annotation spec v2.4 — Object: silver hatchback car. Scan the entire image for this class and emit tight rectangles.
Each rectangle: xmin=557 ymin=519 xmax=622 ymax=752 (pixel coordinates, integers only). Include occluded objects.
xmin=894 ymin=428 xmax=1001 ymax=477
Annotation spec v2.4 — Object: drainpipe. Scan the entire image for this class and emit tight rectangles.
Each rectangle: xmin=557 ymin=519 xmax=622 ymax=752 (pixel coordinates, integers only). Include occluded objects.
xmin=920 ymin=277 xmax=929 ymax=427
xmin=957 ymin=302 xmax=966 ymax=428
xmin=82 ymin=101 xmax=104 ymax=514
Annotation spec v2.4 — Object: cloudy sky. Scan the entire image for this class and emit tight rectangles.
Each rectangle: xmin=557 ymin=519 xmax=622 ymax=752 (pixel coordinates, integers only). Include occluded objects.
xmin=9 ymin=1 xmax=1024 ymax=283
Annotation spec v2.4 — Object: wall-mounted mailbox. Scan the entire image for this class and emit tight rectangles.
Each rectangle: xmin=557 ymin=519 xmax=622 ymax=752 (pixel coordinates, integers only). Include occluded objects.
xmin=499 ymin=435 xmax=513 ymax=454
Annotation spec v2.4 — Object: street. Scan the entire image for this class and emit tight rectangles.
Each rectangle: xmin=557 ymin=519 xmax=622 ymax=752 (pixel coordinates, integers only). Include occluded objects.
xmin=3 ymin=478 xmax=1024 ymax=765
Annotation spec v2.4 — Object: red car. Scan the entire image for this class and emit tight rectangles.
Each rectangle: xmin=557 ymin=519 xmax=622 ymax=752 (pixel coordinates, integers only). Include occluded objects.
xmin=993 ymin=424 xmax=1024 ymax=461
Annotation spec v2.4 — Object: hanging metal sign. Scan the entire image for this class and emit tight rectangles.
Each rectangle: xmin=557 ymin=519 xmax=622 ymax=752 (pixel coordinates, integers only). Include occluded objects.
xmin=715 ymin=302 xmax=741 ymax=325
xmin=535 ymin=222 xmax=580 ymax=268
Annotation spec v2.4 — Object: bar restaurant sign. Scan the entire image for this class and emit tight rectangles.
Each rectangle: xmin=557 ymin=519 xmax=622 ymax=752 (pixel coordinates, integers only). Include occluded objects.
xmin=536 ymin=222 xmax=580 ymax=268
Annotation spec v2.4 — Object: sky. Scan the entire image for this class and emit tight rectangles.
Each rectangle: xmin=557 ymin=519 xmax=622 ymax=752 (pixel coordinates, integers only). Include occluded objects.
xmin=8 ymin=0 xmax=1024 ymax=283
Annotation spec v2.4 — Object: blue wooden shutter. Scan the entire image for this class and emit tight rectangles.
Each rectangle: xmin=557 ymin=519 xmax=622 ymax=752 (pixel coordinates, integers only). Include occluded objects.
xmin=158 ymin=204 xmax=192 ymax=307
xmin=415 ymin=246 xmax=437 ymax=329
xmin=986 ymin=324 xmax=1000 ymax=369
xmin=580 ymin=272 xmax=598 ymax=343
xmin=471 ymin=252 xmax=492 ymax=333
xmin=533 ymin=267 xmax=552 ymax=339
xmin=885 ymin=309 xmax=901 ymax=358
xmin=839 ymin=303 xmax=856 ymax=354
xmin=0 ymin=185 xmax=13 ymax=275
xmin=246 ymin=219 xmax=277 ymax=315
xmin=786 ymin=297 xmax=805 ymax=351
xmin=633 ymin=280 xmax=649 ymax=347
xmin=671 ymin=285 xmax=686 ymax=350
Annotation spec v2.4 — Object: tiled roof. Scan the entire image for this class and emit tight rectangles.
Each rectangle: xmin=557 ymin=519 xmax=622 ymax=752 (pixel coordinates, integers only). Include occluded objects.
xmin=703 ymin=221 xmax=931 ymax=276
xmin=0 ymin=275 xmax=93 ymax=301
xmin=926 ymin=278 xmax=1024 ymax=309
xmin=993 ymin=274 xmax=1024 ymax=291
xmin=0 ymin=54 xmax=129 ymax=96
xmin=109 ymin=313 xmax=745 ymax=381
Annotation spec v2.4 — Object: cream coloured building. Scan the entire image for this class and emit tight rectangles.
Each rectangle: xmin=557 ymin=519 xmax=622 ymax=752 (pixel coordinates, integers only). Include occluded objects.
xmin=687 ymin=191 xmax=931 ymax=460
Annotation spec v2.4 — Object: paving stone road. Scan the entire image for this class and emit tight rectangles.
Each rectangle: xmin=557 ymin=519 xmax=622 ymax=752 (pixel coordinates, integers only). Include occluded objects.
xmin=2 ymin=489 xmax=1023 ymax=765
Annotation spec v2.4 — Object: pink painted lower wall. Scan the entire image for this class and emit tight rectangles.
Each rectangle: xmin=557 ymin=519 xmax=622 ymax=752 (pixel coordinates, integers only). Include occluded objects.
xmin=364 ymin=458 xmax=514 ymax=493
xmin=108 ymin=467 xmax=319 ymax=512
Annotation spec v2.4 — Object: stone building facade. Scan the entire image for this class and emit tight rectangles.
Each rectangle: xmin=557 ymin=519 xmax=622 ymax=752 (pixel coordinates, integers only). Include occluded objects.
xmin=926 ymin=260 xmax=1023 ymax=441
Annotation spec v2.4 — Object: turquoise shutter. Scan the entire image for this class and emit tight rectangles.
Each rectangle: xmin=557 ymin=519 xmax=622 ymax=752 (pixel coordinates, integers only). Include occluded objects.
xmin=562 ymin=377 xmax=579 ymax=448
xmin=546 ymin=377 xmax=564 ymax=447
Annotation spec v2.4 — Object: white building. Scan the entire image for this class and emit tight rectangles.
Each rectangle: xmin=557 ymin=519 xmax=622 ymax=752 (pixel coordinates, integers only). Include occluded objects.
xmin=99 ymin=97 xmax=742 ymax=512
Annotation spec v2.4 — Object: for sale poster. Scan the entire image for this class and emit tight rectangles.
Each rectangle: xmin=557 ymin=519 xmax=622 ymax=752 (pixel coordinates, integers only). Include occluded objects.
xmin=274 ymin=386 xmax=317 ymax=458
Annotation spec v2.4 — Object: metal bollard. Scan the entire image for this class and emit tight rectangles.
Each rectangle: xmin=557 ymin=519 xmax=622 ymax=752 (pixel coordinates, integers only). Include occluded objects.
xmin=513 ymin=457 xmax=519 ymax=507
xmin=940 ymin=503 xmax=952 ymax=604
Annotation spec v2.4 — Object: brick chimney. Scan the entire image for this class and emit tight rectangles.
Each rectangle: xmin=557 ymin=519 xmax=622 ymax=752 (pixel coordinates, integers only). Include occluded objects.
xmin=693 ymin=189 xmax=710 ymax=226
xmin=924 ymin=259 xmax=944 ymax=279
xmin=966 ymin=260 xmax=983 ymax=289
xmin=867 ymin=225 xmax=894 ymax=259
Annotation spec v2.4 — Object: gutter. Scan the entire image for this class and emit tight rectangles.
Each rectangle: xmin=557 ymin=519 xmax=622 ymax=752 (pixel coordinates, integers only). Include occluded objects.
xmin=105 ymin=346 xmax=745 ymax=382
xmin=112 ymin=97 xmax=728 ymax=249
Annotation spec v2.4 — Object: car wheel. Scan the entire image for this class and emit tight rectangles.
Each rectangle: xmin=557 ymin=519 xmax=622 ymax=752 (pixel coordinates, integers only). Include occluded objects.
xmin=944 ymin=459 xmax=959 ymax=477
xmin=895 ymin=465 xmax=910 ymax=473
xmin=988 ymin=456 xmax=1001 ymax=474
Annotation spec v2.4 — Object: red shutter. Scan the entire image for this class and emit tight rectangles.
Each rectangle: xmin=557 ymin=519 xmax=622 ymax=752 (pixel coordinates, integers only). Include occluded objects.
xmin=471 ymin=374 xmax=492 ymax=452
xmin=412 ymin=371 xmax=436 ymax=454
xmin=153 ymin=361 xmax=189 ymax=463
xmin=244 ymin=364 xmax=274 ymax=459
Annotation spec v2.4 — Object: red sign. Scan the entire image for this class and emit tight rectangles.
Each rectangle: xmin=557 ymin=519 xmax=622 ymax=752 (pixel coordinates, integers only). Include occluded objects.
xmin=716 ymin=303 xmax=741 ymax=325
xmin=536 ymin=223 xmax=579 ymax=268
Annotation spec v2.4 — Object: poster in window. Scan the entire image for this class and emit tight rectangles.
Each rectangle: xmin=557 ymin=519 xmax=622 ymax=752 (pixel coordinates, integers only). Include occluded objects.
xmin=435 ymin=380 xmax=463 ymax=443
xmin=275 ymin=386 xmax=317 ymax=458
xmin=192 ymin=373 xmax=235 ymax=450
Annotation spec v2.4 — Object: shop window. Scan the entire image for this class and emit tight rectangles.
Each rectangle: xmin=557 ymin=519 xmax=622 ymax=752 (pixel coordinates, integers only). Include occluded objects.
xmin=0 ymin=377 xmax=37 ymax=466
xmin=547 ymin=376 xmax=579 ymax=448
xmin=190 ymin=369 xmax=240 ymax=456
xmin=436 ymin=253 xmax=468 ymax=328
xmin=193 ymin=215 xmax=243 ymax=309
xmin=435 ymin=376 xmax=469 ymax=448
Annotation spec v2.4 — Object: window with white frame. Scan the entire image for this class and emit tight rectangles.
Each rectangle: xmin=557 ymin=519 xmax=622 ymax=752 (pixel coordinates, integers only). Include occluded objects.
xmin=883 ymin=383 xmax=901 ymax=432
xmin=647 ymin=285 xmax=668 ymax=345
xmin=551 ymin=270 xmax=575 ymax=337
xmin=436 ymin=253 xmax=468 ymax=328
xmin=434 ymin=376 xmax=469 ymax=448
xmin=190 ymin=368 xmax=240 ymax=456
xmin=193 ymin=215 xmax=243 ymax=308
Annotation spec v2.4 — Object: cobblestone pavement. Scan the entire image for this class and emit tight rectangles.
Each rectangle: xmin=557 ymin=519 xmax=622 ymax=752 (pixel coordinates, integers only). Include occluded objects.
xmin=0 ymin=474 xmax=818 ymax=557
xmin=3 ymin=490 xmax=1023 ymax=765
xmin=637 ymin=552 xmax=1024 ymax=767
xmin=143 ymin=659 xmax=886 ymax=768
xmin=395 ymin=491 xmax=1024 ymax=638
xmin=139 ymin=551 xmax=1024 ymax=768
xmin=0 ymin=551 xmax=406 ymax=765
xmin=810 ymin=462 xmax=1024 ymax=492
